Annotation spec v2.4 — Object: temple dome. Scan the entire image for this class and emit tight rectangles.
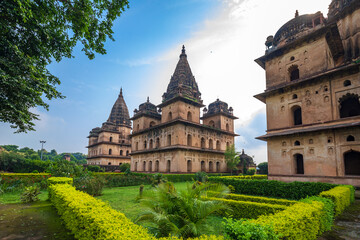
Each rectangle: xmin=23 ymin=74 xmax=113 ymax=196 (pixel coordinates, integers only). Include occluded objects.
xmin=161 ymin=45 xmax=202 ymax=105
xmin=132 ymin=97 xmax=161 ymax=120
xmin=273 ymin=11 xmax=325 ymax=47
xmin=106 ymin=88 xmax=131 ymax=127
xmin=202 ymin=98 xmax=237 ymax=119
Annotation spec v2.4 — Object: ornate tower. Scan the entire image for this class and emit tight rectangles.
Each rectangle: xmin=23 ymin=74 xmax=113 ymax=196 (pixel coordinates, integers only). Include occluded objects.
xmin=87 ymin=88 xmax=132 ymax=166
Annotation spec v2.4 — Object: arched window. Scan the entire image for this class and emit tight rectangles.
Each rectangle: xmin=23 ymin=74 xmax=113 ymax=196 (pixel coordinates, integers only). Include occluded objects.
xmin=216 ymin=141 xmax=221 ymax=150
xmin=201 ymin=138 xmax=205 ymax=148
xmin=126 ymin=150 xmax=129 ymax=156
xmin=168 ymin=112 xmax=172 ymax=121
xmin=149 ymin=121 xmax=155 ymax=127
xmin=294 ymin=140 xmax=300 ymax=146
xmin=226 ymin=142 xmax=230 ymax=149
xmin=292 ymin=94 xmax=298 ymax=99
xmin=290 ymin=56 xmax=295 ymax=61
xmin=135 ymin=162 xmax=138 ymax=171
xmin=209 ymin=120 xmax=215 ymax=127
xmin=209 ymin=139 xmax=213 ymax=149
xmin=137 ymin=124 xmax=140 ymax=131
xmin=166 ymin=160 xmax=171 ymax=172
xmin=187 ymin=134 xmax=192 ymax=146
xmin=144 ymin=140 xmax=147 ymax=149
xmin=120 ymin=150 xmax=123 ymax=156
xmin=294 ymin=154 xmax=304 ymax=174
xmin=109 ymin=137 xmax=113 ymax=142
xmin=343 ymin=80 xmax=351 ymax=87
xmin=119 ymin=163 xmax=122 ymax=166
xmin=148 ymin=161 xmax=152 ymax=172
xmin=167 ymin=134 xmax=172 ymax=146
xmin=135 ymin=142 xmax=138 ymax=151
xmin=156 ymin=138 xmax=160 ymax=148
xmin=187 ymin=111 xmax=192 ymax=121
xmin=289 ymin=65 xmax=299 ymax=81
xmin=201 ymin=161 xmax=205 ymax=172
xmin=216 ymin=162 xmax=220 ymax=172
xmin=226 ymin=123 xmax=230 ymax=131
xmin=143 ymin=161 xmax=146 ymax=171
xmin=149 ymin=139 xmax=153 ymax=149
xmin=347 ymin=135 xmax=355 ymax=142
xmin=292 ymin=106 xmax=302 ymax=125
xmin=109 ymin=149 xmax=112 ymax=155
xmin=209 ymin=161 xmax=213 ymax=172
xmin=187 ymin=160 xmax=192 ymax=172
xmin=108 ymin=162 xmax=111 ymax=165
xmin=339 ymin=94 xmax=360 ymax=118
xmin=344 ymin=150 xmax=360 ymax=175
xmin=155 ymin=160 xmax=159 ymax=172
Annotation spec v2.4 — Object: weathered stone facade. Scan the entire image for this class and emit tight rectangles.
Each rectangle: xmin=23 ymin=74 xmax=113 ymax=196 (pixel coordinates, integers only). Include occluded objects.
xmin=87 ymin=89 xmax=132 ymax=166
xmin=130 ymin=46 xmax=238 ymax=173
xmin=255 ymin=0 xmax=360 ymax=186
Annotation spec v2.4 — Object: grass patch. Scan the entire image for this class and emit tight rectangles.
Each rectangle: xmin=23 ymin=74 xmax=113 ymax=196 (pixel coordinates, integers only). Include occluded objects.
xmin=0 ymin=190 xmax=48 ymax=204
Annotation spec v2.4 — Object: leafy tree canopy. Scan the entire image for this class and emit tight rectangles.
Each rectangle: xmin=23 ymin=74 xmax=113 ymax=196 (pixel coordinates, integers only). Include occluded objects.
xmin=224 ymin=144 xmax=240 ymax=175
xmin=258 ymin=162 xmax=268 ymax=174
xmin=0 ymin=0 xmax=129 ymax=132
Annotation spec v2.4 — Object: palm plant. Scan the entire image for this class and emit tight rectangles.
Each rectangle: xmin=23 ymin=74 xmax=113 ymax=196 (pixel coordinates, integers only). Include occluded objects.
xmin=135 ymin=182 xmax=229 ymax=238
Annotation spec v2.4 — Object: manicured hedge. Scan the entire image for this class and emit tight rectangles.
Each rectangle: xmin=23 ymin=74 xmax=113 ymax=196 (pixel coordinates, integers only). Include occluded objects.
xmin=48 ymin=179 xmax=222 ymax=240
xmin=0 ymin=173 xmax=50 ymax=190
xmin=47 ymin=177 xmax=73 ymax=185
xmin=220 ymin=175 xmax=268 ymax=180
xmin=208 ymin=177 xmax=336 ymax=200
xmin=207 ymin=197 xmax=287 ymax=219
xmin=319 ymin=185 xmax=354 ymax=216
xmin=224 ymin=193 xmax=297 ymax=206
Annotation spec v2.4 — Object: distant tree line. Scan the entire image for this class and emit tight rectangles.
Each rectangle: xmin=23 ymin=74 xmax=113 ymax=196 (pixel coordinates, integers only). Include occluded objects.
xmin=0 ymin=145 xmax=87 ymax=173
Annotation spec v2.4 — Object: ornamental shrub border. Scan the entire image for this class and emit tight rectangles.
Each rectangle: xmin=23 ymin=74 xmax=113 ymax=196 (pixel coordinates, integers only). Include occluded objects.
xmin=48 ymin=178 xmax=222 ymax=240
xmin=222 ymin=192 xmax=297 ymax=206
xmin=47 ymin=177 xmax=73 ymax=186
xmin=208 ymin=177 xmax=336 ymax=200
xmin=207 ymin=197 xmax=287 ymax=219
xmin=0 ymin=173 xmax=51 ymax=190
xmin=219 ymin=175 xmax=268 ymax=180
xmin=319 ymin=185 xmax=354 ymax=216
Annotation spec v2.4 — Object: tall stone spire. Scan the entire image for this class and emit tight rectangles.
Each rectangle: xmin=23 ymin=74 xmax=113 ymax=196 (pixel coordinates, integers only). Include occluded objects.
xmin=107 ymin=88 xmax=131 ymax=127
xmin=161 ymin=45 xmax=202 ymax=105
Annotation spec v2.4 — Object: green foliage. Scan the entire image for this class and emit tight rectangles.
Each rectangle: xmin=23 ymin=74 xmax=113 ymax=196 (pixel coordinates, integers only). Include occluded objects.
xmin=46 ymin=159 xmax=84 ymax=177
xmin=228 ymin=185 xmax=235 ymax=193
xmin=208 ymin=178 xmax=336 ymax=200
xmin=257 ymin=162 xmax=268 ymax=175
xmin=151 ymin=173 xmax=167 ymax=186
xmin=136 ymin=182 xmax=229 ymax=238
xmin=20 ymin=185 xmax=40 ymax=203
xmin=224 ymin=145 xmax=240 ymax=175
xmin=87 ymin=165 xmax=101 ymax=172
xmin=47 ymin=177 xmax=73 ymax=186
xmin=219 ymin=175 xmax=267 ymax=180
xmin=300 ymin=196 xmax=335 ymax=233
xmin=223 ymin=218 xmax=278 ymax=240
xmin=195 ymin=171 xmax=208 ymax=183
xmin=74 ymin=174 xmax=105 ymax=196
xmin=0 ymin=0 xmax=130 ymax=132
xmin=319 ymin=186 xmax=352 ymax=216
xmin=0 ymin=173 xmax=50 ymax=192
xmin=342 ymin=185 xmax=356 ymax=203
xmin=246 ymin=169 xmax=256 ymax=176
xmin=224 ymin=193 xmax=297 ymax=206
xmin=120 ymin=163 xmax=131 ymax=172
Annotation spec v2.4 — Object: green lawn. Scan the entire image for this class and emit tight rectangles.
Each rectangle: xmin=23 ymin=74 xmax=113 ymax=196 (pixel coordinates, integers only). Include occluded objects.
xmin=0 ymin=190 xmax=48 ymax=204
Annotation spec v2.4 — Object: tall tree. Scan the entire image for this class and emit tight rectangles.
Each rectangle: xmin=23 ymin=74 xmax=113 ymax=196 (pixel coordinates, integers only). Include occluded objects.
xmin=224 ymin=144 xmax=240 ymax=175
xmin=0 ymin=0 xmax=129 ymax=132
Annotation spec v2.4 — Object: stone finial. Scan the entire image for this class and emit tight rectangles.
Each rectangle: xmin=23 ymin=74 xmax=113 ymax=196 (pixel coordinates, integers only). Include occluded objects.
xmin=182 ymin=45 xmax=185 ymax=54
xmin=147 ymin=96 xmax=149 ymax=102
xmin=120 ymin=87 xmax=123 ymax=96
xmin=295 ymin=10 xmax=299 ymax=18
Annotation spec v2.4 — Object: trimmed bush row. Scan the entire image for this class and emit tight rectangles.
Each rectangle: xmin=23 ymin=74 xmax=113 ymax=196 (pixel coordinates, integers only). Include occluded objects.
xmin=47 ymin=177 xmax=73 ymax=185
xmin=48 ymin=179 xmax=222 ymax=240
xmin=220 ymin=175 xmax=268 ymax=180
xmin=208 ymin=197 xmax=287 ymax=219
xmin=0 ymin=173 xmax=51 ymax=189
xmin=319 ymin=185 xmax=354 ymax=216
xmin=208 ymin=177 xmax=336 ymax=200
xmin=0 ymin=173 xmax=50 ymax=176
xmin=225 ymin=193 xmax=297 ymax=206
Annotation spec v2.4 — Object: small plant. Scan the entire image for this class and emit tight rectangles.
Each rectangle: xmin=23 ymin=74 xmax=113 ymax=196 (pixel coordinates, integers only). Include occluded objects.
xmin=139 ymin=184 xmax=144 ymax=198
xmin=74 ymin=175 xmax=105 ymax=196
xmin=151 ymin=173 xmax=167 ymax=186
xmin=228 ymin=184 xmax=235 ymax=193
xmin=120 ymin=163 xmax=131 ymax=172
xmin=21 ymin=186 xmax=41 ymax=203
xmin=195 ymin=171 xmax=208 ymax=183
xmin=246 ymin=169 xmax=256 ymax=175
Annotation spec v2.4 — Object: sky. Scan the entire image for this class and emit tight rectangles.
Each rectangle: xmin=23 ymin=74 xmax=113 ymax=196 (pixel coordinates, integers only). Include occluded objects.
xmin=0 ymin=0 xmax=331 ymax=164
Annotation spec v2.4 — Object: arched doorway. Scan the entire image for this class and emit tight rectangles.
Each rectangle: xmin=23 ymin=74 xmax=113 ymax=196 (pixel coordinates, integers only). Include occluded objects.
xmin=201 ymin=161 xmax=205 ymax=172
xmin=344 ymin=151 xmax=360 ymax=175
xmin=216 ymin=141 xmax=221 ymax=150
xmin=201 ymin=138 xmax=205 ymax=148
xmin=143 ymin=161 xmax=146 ymax=171
xmin=149 ymin=161 xmax=152 ymax=172
xmin=149 ymin=139 xmax=153 ymax=149
xmin=209 ymin=161 xmax=213 ymax=172
xmin=216 ymin=162 xmax=220 ymax=172
xmin=135 ymin=162 xmax=138 ymax=171
xmin=339 ymin=93 xmax=360 ymax=118
xmin=294 ymin=154 xmax=304 ymax=174
xmin=187 ymin=160 xmax=192 ymax=172
xmin=209 ymin=139 xmax=213 ymax=149
xmin=289 ymin=65 xmax=299 ymax=81
xmin=187 ymin=111 xmax=192 ymax=121
xmin=155 ymin=160 xmax=159 ymax=172
xmin=292 ymin=106 xmax=302 ymax=125
xmin=166 ymin=160 xmax=171 ymax=172
xmin=187 ymin=134 xmax=192 ymax=146
xmin=156 ymin=138 xmax=160 ymax=148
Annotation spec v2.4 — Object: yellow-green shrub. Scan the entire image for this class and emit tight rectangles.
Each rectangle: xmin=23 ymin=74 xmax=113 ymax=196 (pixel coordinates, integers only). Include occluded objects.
xmin=220 ymin=175 xmax=268 ymax=180
xmin=48 ymin=180 xmax=223 ymax=240
xmin=225 ymin=193 xmax=297 ymax=206
xmin=207 ymin=197 xmax=287 ymax=219
xmin=319 ymin=186 xmax=352 ymax=216
xmin=47 ymin=177 xmax=73 ymax=185
xmin=253 ymin=201 xmax=324 ymax=240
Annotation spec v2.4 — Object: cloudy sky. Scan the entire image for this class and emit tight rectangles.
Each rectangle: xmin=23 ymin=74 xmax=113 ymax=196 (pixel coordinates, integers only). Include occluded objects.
xmin=0 ymin=0 xmax=330 ymax=163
